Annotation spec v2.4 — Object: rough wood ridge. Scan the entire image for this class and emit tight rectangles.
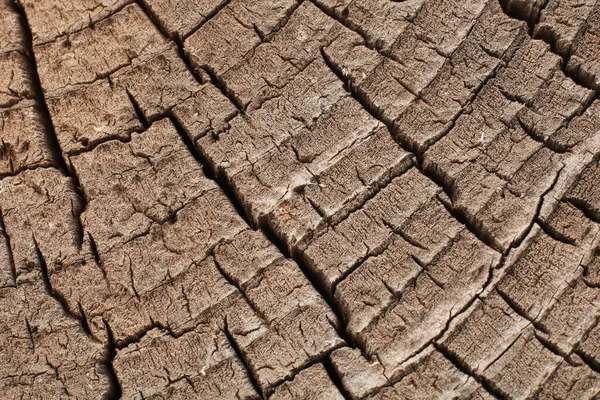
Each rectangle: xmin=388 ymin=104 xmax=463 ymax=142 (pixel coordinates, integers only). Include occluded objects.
xmin=1 ymin=0 xmax=600 ymax=398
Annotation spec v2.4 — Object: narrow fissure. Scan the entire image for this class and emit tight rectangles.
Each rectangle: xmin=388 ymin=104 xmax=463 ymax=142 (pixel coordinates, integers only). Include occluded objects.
xmin=32 ymin=237 xmax=94 ymax=338
xmin=135 ymin=0 xmax=212 ymax=87
xmin=309 ymin=0 xmax=408 ymax=67
xmin=30 ymin=2 xmax=132 ymax=47
xmin=212 ymin=253 xmax=268 ymax=322
xmin=434 ymin=343 xmax=510 ymax=400
xmin=262 ymin=345 xmax=346 ymax=398
xmin=495 ymin=288 xmax=549 ymax=334
xmin=564 ymin=197 xmax=600 ymax=223
xmin=497 ymin=0 xmax=549 ymax=34
xmin=181 ymin=0 xmax=231 ymax=41
xmin=575 ymin=348 xmax=600 ymax=374
xmin=0 ymin=211 xmax=18 ymax=286
xmin=202 ymin=65 xmax=247 ymax=114
xmin=168 ymin=114 xmax=254 ymax=227
xmin=223 ymin=318 xmax=264 ymax=399
xmin=536 ymin=215 xmax=577 ymax=244
xmin=258 ymin=216 xmax=357 ymax=349
xmin=508 ymin=164 xmax=565 ymax=252
xmin=11 ymin=0 xmax=69 ymax=175
xmin=323 ymin=358 xmax=353 ymax=400
xmin=126 ymin=90 xmax=150 ymax=129
xmin=102 ymin=321 xmax=123 ymax=400
xmin=516 ymin=117 xmax=569 ymax=154
xmin=330 ymin=236 xmax=394 ymax=297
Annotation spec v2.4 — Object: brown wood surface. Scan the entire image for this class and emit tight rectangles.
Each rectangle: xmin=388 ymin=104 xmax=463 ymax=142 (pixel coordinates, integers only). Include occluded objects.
xmin=1 ymin=0 xmax=600 ymax=398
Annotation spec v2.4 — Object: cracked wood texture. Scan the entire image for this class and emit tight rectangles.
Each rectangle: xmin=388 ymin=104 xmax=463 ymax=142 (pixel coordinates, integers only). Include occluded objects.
xmin=1 ymin=0 xmax=600 ymax=398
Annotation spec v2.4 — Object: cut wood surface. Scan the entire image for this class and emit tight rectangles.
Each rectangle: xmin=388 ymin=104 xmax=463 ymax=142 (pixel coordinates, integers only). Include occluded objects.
xmin=1 ymin=0 xmax=600 ymax=398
